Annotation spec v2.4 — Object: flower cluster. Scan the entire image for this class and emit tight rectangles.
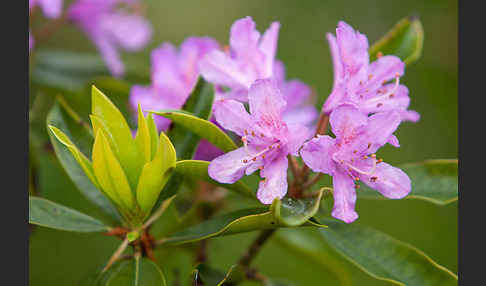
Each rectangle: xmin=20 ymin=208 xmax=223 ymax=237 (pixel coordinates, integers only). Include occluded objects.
xmin=129 ymin=17 xmax=419 ymax=223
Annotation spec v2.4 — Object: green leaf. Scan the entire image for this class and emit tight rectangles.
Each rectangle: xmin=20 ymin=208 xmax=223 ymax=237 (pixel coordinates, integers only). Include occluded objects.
xmin=159 ymin=204 xmax=326 ymax=246
xmin=92 ymin=130 xmax=135 ymax=212
xmin=318 ymin=218 xmax=457 ymax=286
xmin=271 ymin=188 xmax=324 ymax=226
xmin=81 ymin=257 xmax=167 ymax=286
xmin=46 ymin=103 xmax=120 ymax=222
xmin=136 ymin=132 xmax=177 ymax=215
xmin=274 ymin=229 xmax=353 ymax=286
xmin=174 ymin=160 xmax=254 ymax=199
xmin=91 ymin=86 xmax=143 ymax=190
xmin=151 ymin=109 xmax=238 ymax=154
xmin=29 ymin=196 xmax=109 ymax=232
xmin=357 ymin=159 xmax=458 ymax=205
xmin=193 ymin=264 xmax=245 ymax=286
xmin=134 ymin=105 xmax=152 ymax=163
xmin=369 ymin=16 xmax=424 ymax=65
xmin=31 ymin=50 xmax=150 ymax=91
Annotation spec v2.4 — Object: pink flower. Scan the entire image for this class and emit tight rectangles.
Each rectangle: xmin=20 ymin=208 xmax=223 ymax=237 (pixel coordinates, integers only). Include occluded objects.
xmin=300 ymin=104 xmax=411 ymax=223
xmin=323 ymin=21 xmax=419 ymax=122
xmin=30 ymin=0 xmax=63 ymax=19
xmin=208 ymin=79 xmax=311 ymax=204
xmin=68 ymin=0 xmax=152 ymax=77
xmin=199 ymin=16 xmax=318 ymax=127
xmin=129 ymin=37 xmax=219 ymax=130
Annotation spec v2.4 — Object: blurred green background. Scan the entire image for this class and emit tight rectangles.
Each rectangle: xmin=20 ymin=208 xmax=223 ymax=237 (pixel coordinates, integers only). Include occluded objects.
xmin=29 ymin=0 xmax=457 ymax=285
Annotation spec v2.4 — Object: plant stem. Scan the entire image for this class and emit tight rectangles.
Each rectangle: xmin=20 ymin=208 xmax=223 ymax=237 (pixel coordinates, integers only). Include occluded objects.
xmin=238 ymin=229 xmax=276 ymax=268
xmin=288 ymin=155 xmax=301 ymax=183
xmin=302 ymin=173 xmax=323 ymax=190
xmin=33 ymin=14 xmax=67 ymax=45
xmin=103 ymin=238 xmax=130 ymax=272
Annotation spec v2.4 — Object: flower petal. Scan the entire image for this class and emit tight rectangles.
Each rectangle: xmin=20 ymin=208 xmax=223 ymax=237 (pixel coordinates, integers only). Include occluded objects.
xmin=360 ymin=84 xmax=412 ymax=115
xmin=101 ymin=12 xmax=152 ymax=51
xmin=229 ymin=16 xmax=261 ymax=59
xmin=326 ymin=33 xmax=343 ymax=92
xmin=93 ymin=34 xmax=124 ymax=77
xmin=283 ymin=106 xmax=318 ymax=127
xmin=331 ymin=169 xmax=358 ymax=223
xmin=286 ymin=124 xmax=312 ymax=155
xmin=281 ymin=79 xmax=312 ymax=110
xmin=363 ymin=110 xmax=401 ymax=153
xmin=364 ymin=55 xmax=404 ymax=93
xmin=212 ymin=99 xmax=252 ymax=136
xmin=194 ymin=139 xmax=224 ymax=161
xmin=259 ymin=22 xmax=280 ymax=78
xmin=257 ymin=156 xmax=288 ymax=204
xmin=387 ymin=134 xmax=400 ymax=147
xmin=336 ymin=21 xmax=369 ymax=76
xmin=199 ymin=50 xmax=252 ymax=88
xmin=129 ymin=85 xmax=173 ymax=130
xmin=179 ymin=37 xmax=220 ymax=85
xmin=39 ymin=0 xmax=63 ymax=18
xmin=300 ymin=135 xmax=336 ymax=175
xmin=208 ymin=147 xmax=249 ymax=184
xmin=329 ymin=104 xmax=367 ymax=141
xmin=359 ymin=162 xmax=411 ymax=199
xmin=248 ymin=79 xmax=286 ymax=123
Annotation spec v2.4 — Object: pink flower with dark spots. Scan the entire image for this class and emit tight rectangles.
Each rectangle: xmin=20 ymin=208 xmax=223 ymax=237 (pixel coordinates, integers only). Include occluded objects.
xmin=209 ymin=79 xmax=311 ymax=204
xmin=323 ymin=21 xmax=419 ymax=123
xmin=300 ymin=104 xmax=411 ymax=223
xmin=199 ymin=16 xmax=318 ymax=127
xmin=68 ymin=0 xmax=152 ymax=77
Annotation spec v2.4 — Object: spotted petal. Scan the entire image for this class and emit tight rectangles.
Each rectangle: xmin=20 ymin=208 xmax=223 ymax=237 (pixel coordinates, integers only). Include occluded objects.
xmin=359 ymin=162 xmax=411 ymax=199
xmin=257 ymin=156 xmax=288 ymax=204
xmin=331 ymin=169 xmax=358 ymax=223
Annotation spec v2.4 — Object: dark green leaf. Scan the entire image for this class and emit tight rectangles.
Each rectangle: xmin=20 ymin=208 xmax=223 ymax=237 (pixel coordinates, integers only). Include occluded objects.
xmin=357 ymin=159 xmax=458 ymax=205
xmin=174 ymin=160 xmax=254 ymax=199
xmin=46 ymin=103 xmax=121 ymax=222
xmin=159 ymin=202 xmax=326 ymax=246
xmin=29 ymin=196 xmax=109 ymax=232
xmin=31 ymin=50 xmax=149 ymax=91
xmin=369 ymin=16 xmax=424 ymax=65
xmin=193 ymin=264 xmax=245 ymax=286
xmin=80 ymin=257 xmax=167 ymax=286
xmin=318 ymin=218 xmax=457 ymax=286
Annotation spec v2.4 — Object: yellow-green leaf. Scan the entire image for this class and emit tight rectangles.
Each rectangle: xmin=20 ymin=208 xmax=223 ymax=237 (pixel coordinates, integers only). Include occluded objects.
xmin=134 ymin=104 xmax=152 ymax=163
xmin=136 ymin=132 xmax=177 ymax=215
xmin=91 ymin=86 xmax=142 ymax=190
xmin=92 ymin=130 xmax=135 ymax=211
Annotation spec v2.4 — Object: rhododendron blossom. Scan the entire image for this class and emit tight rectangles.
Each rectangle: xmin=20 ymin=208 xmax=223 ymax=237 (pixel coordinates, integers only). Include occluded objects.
xmin=300 ymin=104 xmax=411 ymax=223
xmin=130 ymin=37 xmax=219 ymax=130
xmin=68 ymin=0 xmax=152 ymax=77
xmin=323 ymin=21 xmax=419 ymax=122
xmin=209 ymin=79 xmax=311 ymax=204
xmin=199 ymin=16 xmax=318 ymax=127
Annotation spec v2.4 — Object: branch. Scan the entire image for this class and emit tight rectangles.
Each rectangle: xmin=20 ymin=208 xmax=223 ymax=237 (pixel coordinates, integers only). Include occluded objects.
xmin=103 ymin=238 xmax=130 ymax=272
xmin=238 ymin=229 xmax=276 ymax=267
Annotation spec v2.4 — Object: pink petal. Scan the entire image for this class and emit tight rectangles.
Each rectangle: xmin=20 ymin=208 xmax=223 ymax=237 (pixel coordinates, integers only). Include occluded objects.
xmin=387 ymin=134 xmax=400 ymax=147
xmin=93 ymin=34 xmax=124 ymax=77
xmin=101 ymin=12 xmax=152 ymax=51
xmin=329 ymin=104 xmax=367 ymax=141
xmin=248 ymin=79 xmax=286 ymax=123
xmin=212 ymin=99 xmax=252 ymax=137
xmin=208 ymin=147 xmax=250 ymax=184
xmin=39 ymin=0 xmax=63 ymax=18
xmin=283 ymin=105 xmax=318 ymax=127
xmin=363 ymin=110 xmax=401 ymax=153
xmin=326 ymin=33 xmax=343 ymax=93
xmin=194 ymin=139 xmax=224 ymax=161
xmin=199 ymin=50 xmax=252 ymax=88
xmin=364 ymin=55 xmax=404 ymax=92
xmin=331 ymin=169 xmax=358 ymax=223
xmin=281 ymin=79 xmax=312 ymax=110
xmin=336 ymin=21 xmax=369 ymax=76
xmin=272 ymin=60 xmax=286 ymax=84
xmin=286 ymin=123 xmax=311 ymax=155
xmin=360 ymin=84 xmax=411 ymax=115
xmin=300 ymin=135 xmax=336 ymax=175
xmin=399 ymin=109 xmax=420 ymax=123
xmin=151 ymin=43 xmax=187 ymax=94
xmin=257 ymin=156 xmax=288 ymax=204
xmin=229 ymin=16 xmax=261 ymax=61
xmin=129 ymin=85 xmax=172 ymax=130
xmin=179 ymin=37 xmax=220 ymax=85
xmin=359 ymin=162 xmax=411 ymax=199
xmin=259 ymin=22 xmax=280 ymax=78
